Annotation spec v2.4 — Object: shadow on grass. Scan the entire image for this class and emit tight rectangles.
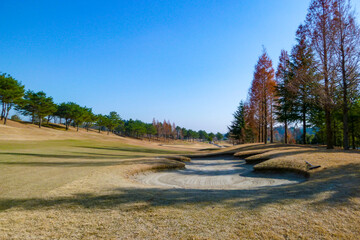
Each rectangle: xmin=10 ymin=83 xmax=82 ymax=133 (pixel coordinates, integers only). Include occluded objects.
xmin=1 ymin=163 xmax=359 ymax=211
xmin=185 ymin=144 xmax=296 ymax=158
xmin=41 ymin=123 xmax=67 ymax=131
xmin=0 ymin=152 xmax=145 ymax=160
xmin=80 ymin=146 xmax=184 ymax=155
xmin=0 ymin=158 xmax=177 ymax=167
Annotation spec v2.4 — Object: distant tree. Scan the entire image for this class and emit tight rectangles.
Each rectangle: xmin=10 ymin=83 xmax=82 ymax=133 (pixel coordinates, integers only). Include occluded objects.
xmin=182 ymin=128 xmax=188 ymax=140
xmin=17 ymin=90 xmax=56 ymax=128
xmin=106 ymin=111 xmax=122 ymax=135
xmin=70 ymin=105 xmax=97 ymax=132
xmin=16 ymin=91 xmax=36 ymax=123
xmin=275 ymin=50 xmax=297 ymax=144
xmin=153 ymin=119 xmax=162 ymax=139
xmin=55 ymin=102 xmax=77 ymax=130
xmin=146 ymin=123 xmax=157 ymax=140
xmin=208 ymin=132 xmax=215 ymax=142
xmin=10 ymin=114 xmax=21 ymax=121
xmin=124 ymin=119 xmax=148 ymax=138
xmin=46 ymin=106 xmax=58 ymax=124
xmin=216 ymin=132 xmax=224 ymax=141
xmin=171 ymin=123 xmax=177 ymax=139
xmin=71 ymin=104 xmax=86 ymax=131
xmin=198 ymin=130 xmax=208 ymax=141
xmin=228 ymin=101 xmax=247 ymax=144
xmin=175 ymin=126 xmax=182 ymax=139
xmin=0 ymin=73 xmax=25 ymax=124
xmin=185 ymin=129 xmax=197 ymax=141
xmin=192 ymin=130 xmax=199 ymax=141
xmin=133 ymin=120 xmax=147 ymax=137
xmin=83 ymin=108 xmax=97 ymax=132
xmin=96 ymin=114 xmax=109 ymax=133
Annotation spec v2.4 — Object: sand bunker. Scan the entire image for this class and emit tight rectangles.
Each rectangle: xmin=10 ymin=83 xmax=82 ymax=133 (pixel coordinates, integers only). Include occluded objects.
xmin=135 ymin=156 xmax=305 ymax=189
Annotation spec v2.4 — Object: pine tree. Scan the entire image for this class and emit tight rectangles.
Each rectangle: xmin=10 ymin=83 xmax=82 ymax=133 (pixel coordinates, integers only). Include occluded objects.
xmin=17 ymin=90 xmax=56 ymax=128
xmin=289 ymin=24 xmax=319 ymax=144
xmin=332 ymin=0 xmax=360 ymax=149
xmin=0 ymin=73 xmax=25 ymax=124
xmin=228 ymin=101 xmax=247 ymax=144
xmin=275 ymin=50 xmax=298 ymax=144
xmin=306 ymin=0 xmax=336 ymax=149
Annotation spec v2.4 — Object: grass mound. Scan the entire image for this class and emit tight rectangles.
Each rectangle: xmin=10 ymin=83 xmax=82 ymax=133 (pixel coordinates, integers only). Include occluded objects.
xmin=234 ymin=149 xmax=270 ymax=159
xmin=126 ymin=158 xmax=186 ymax=176
xmin=158 ymin=155 xmax=191 ymax=162
xmin=253 ymin=158 xmax=310 ymax=177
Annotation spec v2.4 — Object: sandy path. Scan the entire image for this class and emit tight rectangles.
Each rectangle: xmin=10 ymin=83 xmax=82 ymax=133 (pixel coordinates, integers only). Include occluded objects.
xmin=135 ymin=156 xmax=305 ymax=189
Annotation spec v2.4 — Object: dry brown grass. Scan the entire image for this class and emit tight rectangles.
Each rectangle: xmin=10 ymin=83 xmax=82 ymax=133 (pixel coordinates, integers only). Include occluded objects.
xmin=234 ymin=149 xmax=271 ymax=160
xmin=0 ymin=120 xmax=216 ymax=152
xmin=158 ymin=155 xmax=192 ymax=162
xmin=0 ymin=123 xmax=360 ymax=239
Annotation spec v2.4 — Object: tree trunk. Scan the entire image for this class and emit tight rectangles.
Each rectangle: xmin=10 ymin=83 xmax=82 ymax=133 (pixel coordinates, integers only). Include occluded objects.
xmin=341 ymin=47 xmax=349 ymax=150
xmin=258 ymin=119 xmax=261 ymax=142
xmin=3 ymin=104 xmax=8 ymax=125
xmin=264 ymin=101 xmax=268 ymax=144
xmin=2 ymin=103 xmax=6 ymax=124
xmin=270 ymin=104 xmax=273 ymax=143
xmin=1 ymin=102 xmax=5 ymax=120
xmin=324 ymin=45 xmax=333 ymax=148
xmin=333 ymin=120 xmax=337 ymax=147
xmin=284 ymin=120 xmax=288 ymax=144
xmin=302 ymin=106 xmax=306 ymax=144
xmin=351 ymin=120 xmax=355 ymax=149
xmin=38 ymin=117 xmax=41 ymax=128
xmin=319 ymin=4 xmax=333 ymax=149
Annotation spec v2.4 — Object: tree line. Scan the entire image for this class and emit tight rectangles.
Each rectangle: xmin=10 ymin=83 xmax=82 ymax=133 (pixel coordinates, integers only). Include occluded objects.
xmin=229 ymin=0 xmax=360 ymax=150
xmin=0 ymin=74 xmax=223 ymax=141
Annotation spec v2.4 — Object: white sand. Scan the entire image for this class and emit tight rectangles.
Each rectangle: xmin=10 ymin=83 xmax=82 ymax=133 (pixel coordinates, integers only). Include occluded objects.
xmin=135 ymin=156 xmax=305 ymax=190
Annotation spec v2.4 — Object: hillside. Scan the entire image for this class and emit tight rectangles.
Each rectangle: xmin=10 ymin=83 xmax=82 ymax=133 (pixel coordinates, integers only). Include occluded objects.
xmin=0 ymin=120 xmax=216 ymax=151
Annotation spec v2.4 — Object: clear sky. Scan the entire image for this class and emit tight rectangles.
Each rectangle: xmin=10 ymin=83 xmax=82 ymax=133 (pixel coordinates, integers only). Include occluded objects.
xmin=1 ymin=1 xmax=359 ymax=133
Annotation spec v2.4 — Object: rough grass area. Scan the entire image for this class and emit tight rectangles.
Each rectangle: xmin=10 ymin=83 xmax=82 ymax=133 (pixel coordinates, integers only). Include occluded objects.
xmin=254 ymin=158 xmax=310 ymax=176
xmin=233 ymin=149 xmax=269 ymax=158
xmin=0 ymin=139 xmax=189 ymax=199
xmin=158 ymin=155 xmax=191 ymax=162
xmin=0 ymin=139 xmax=360 ymax=239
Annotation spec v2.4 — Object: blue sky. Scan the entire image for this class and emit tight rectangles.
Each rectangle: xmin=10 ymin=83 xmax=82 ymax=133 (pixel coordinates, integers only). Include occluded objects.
xmin=1 ymin=1 xmax=359 ymax=133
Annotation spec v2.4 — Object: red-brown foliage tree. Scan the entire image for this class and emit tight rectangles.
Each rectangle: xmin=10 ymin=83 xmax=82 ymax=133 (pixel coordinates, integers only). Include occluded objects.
xmin=248 ymin=49 xmax=276 ymax=144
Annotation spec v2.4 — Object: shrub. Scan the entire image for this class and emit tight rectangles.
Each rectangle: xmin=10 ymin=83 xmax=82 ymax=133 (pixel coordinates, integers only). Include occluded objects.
xmin=10 ymin=114 xmax=21 ymax=121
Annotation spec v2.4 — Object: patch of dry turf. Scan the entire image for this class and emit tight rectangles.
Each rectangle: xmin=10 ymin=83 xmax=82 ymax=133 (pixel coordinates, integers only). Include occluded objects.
xmin=1 ymin=141 xmax=360 ymax=239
